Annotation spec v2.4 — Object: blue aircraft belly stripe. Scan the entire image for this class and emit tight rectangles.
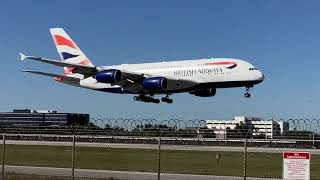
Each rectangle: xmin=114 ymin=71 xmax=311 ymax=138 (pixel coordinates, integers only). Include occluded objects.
xmin=99 ymin=87 xmax=133 ymax=94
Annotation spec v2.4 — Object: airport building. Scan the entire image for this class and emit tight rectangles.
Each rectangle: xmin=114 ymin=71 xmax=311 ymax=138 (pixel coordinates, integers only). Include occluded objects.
xmin=0 ymin=109 xmax=90 ymax=126
xmin=206 ymin=116 xmax=289 ymax=139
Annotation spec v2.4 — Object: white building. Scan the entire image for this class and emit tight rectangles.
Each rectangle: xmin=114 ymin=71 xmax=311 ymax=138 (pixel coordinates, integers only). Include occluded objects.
xmin=278 ymin=121 xmax=290 ymax=134
xmin=206 ymin=116 xmax=288 ymax=139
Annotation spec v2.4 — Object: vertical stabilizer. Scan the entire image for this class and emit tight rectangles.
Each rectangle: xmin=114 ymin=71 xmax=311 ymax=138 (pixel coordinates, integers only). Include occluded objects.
xmin=49 ymin=28 xmax=94 ymax=76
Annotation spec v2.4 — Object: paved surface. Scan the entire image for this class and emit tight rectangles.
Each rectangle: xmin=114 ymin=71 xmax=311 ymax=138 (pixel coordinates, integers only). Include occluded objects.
xmin=3 ymin=140 xmax=320 ymax=154
xmin=3 ymin=165 xmax=280 ymax=180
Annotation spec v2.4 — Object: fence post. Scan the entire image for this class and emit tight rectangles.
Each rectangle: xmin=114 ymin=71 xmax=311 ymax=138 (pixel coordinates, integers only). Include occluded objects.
xmin=312 ymin=133 xmax=315 ymax=147
xmin=243 ymin=138 xmax=247 ymax=180
xmin=2 ymin=133 xmax=5 ymax=180
xmin=72 ymin=134 xmax=76 ymax=180
xmin=157 ymin=137 xmax=161 ymax=180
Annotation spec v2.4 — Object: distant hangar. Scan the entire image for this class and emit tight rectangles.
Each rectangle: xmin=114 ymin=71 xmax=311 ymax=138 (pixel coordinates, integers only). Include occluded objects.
xmin=0 ymin=109 xmax=89 ymax=126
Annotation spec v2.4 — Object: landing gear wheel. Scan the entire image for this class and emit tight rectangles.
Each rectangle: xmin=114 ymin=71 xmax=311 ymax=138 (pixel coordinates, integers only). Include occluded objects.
xmin=134 ymin=94 xmax=160 ymax=104
xmin=166 ymin=99 xmax=173 ymax=104
xmin=152 ymin=99 xmax=160 ymax=104
xmin=161 ymin=95 xmax=173 ymax=104
xmin=244 ymin=92 xmax=251 ymax=98
xmin=133 ymin=96 xmax=140 ymax=101
xmin=244 ymin=86 xmax=252 ymax=98
xmin=161 ymin=97 xmax=173 ymax=104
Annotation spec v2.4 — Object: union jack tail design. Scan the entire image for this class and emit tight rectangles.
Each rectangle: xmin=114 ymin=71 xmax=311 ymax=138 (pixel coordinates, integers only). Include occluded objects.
xmin=49 ymin=28 xmax=94 ymax=77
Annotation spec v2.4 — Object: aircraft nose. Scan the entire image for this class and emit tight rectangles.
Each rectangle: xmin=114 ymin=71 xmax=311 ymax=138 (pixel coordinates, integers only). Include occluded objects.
xmin=257 ymin=71 xmax=264 ymax=81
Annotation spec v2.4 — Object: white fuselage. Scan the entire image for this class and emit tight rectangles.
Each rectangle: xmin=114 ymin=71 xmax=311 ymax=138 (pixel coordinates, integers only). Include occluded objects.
xmin=78 ymin=58 xmax=264 ymax=94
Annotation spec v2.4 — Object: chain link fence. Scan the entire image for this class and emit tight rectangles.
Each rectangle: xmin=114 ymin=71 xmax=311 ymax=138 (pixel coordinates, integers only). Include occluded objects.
xmin=0 ymin=118 xmax=319 ymax=179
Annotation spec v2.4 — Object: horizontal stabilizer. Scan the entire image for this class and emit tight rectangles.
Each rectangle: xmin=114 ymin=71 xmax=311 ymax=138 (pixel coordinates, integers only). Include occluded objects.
xmin=22 ymin=70 xmax=80 ymax=83
xmin=19 ymin=52 xmax=28 ymax=61
xmin=19 ymin=52 xmax=98 ymax=75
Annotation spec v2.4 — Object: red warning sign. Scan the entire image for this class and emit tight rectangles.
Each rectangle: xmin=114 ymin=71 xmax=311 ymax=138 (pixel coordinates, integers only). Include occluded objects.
xmin=283 ymin=152 xmax=310 ymax=180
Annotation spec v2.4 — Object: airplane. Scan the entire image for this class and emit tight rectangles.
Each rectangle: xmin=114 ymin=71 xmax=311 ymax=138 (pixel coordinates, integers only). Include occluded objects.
xmin=20 ymin=28 xmax=264 ymax=104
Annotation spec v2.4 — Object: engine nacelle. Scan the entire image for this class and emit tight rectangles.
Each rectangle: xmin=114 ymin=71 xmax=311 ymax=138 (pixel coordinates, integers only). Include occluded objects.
xmin=142 ymin=77 xmax=167 ymax=91
xmin=95 ymin=69 xmax=121 ymax=83
xmin=190 ymin=88 xmax=216 ymax=97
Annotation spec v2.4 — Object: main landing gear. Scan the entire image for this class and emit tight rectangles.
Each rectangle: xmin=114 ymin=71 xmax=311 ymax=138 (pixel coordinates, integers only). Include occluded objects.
xmin=244 ymin=86 xmax=252 ymax=98
xmin=133 ymin=94 xmax=173 ymax=104
xmin=161 ymin=95 xmax=173 ymax=104
xmin=134 ymin=94 xmax=160 ymax=104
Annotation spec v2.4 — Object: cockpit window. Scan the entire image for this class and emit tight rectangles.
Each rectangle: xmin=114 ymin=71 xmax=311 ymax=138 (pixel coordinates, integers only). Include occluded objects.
xmin=249 ymin=68 xmax=258 ymax=71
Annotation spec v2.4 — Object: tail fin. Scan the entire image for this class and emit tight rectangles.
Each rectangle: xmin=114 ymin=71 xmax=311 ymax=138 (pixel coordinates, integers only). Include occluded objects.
xmin=49 ymin=28 xmax=94 ymax=76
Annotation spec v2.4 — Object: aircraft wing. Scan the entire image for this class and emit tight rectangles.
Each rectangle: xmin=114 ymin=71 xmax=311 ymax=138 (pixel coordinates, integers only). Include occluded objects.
xmin=20 ymin=52 xmax=197 ymax=93
xmin=22 ymin=70 xmax=80 ymax=83
xmin=114 ymin=70 xmax=197 ymax=93
xmin=111 ymin=71 xmax=143 ymax=93
xmin=121 ymin=70 xmax=145 ymax=82
xmin=20 ymin=53 xmax=98 ymax=75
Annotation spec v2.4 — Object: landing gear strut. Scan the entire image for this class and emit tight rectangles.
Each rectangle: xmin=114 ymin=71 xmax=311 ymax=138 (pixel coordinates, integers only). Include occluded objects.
xmin=133 ymin=96 xmax=140 ymax=101
xmin=161 ymin=94 xmax=173 ymax=104
xmin=244 ymin=86 xmax=252 ymax=98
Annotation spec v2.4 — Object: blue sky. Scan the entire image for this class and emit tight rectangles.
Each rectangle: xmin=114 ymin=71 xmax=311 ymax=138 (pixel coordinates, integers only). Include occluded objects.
xmin=0 ymin=0 xmax=320 ymax=120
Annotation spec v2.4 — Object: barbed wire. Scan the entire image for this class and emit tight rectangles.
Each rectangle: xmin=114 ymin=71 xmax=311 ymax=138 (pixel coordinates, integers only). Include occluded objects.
xmin=0 ymin=118 xmax=319 ymax=140
xmin=89 ymin=118 xmax=320 ymax=132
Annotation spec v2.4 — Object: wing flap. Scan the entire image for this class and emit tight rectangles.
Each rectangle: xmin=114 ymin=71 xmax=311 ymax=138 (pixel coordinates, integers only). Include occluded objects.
xmin=121 ymin=70 xmax=145 ymax=82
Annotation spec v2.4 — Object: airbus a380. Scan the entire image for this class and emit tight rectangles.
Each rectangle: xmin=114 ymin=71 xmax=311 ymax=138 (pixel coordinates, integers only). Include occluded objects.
xmin=20 ymin=28 xmax=264 ymax=104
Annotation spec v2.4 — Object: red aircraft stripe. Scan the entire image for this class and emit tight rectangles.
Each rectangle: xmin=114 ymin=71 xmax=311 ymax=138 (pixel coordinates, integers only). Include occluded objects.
xmin=63 ymin=60 xmax=90 ymax=75
xmin=205 ymin=62 xmax=235 ymax=65
xmin=63 ymin=67 xmax=74 ymax=75
xmin=53 ymin=35 xmax=77 ymax=49
xmin=55 ymin=60 xmax=90 ymax=82
xmin=79 ymin=59 xmax=89 ymax=65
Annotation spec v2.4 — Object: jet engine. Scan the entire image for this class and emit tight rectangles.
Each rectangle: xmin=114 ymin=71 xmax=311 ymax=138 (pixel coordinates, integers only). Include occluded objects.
xmin=190 ymin=88 xmax=216 ymax=97
xmin=95 ymin=69 xmax=121 ymax=83
xmin=142 ymin=77 xmax=167 ymax=90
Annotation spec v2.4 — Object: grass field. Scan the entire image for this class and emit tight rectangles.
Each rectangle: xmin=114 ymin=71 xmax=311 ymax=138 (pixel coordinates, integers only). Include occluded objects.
xmin=0 ymin=144 xmax=319 ymax=179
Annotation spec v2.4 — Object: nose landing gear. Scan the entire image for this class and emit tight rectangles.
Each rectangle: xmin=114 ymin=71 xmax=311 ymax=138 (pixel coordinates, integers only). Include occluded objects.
xmin=244 ymin=92 xmax=251 ymax=98
xmin=244 ymin=86 xmax=252 ymax=98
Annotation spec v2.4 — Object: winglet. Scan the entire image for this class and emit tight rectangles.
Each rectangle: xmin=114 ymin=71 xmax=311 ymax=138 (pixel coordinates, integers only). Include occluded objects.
xmin=19 ymin=52 xmax=28 ymax=61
